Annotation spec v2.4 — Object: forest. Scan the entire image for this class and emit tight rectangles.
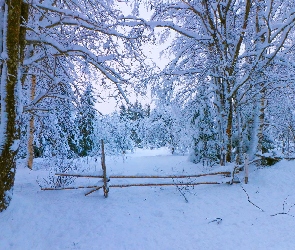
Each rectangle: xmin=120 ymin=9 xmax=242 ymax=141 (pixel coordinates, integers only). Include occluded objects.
xmin=1 ymin=0 xmax=295 ymax=213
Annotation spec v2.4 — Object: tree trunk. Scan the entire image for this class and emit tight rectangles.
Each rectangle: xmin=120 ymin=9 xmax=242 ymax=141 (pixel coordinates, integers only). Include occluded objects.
xmin=255 ymin=0 xmax=266 ymax=155
xmin=257 ymin=91 xmax=265 ymax=153
xmin=248 ymin=104 xmax=259 ymax=160
xmin=214 ymin=75 xmax=226 ymax=166
xmin=27 ymin=75 xmax=36 ymax=169
xmin=235 ymin=104 xmax=242 ymax=165
xmin=0 ymin=0 xmax=25 ymax=212
xmin=226 ymin=99 xmax=233 ymax=162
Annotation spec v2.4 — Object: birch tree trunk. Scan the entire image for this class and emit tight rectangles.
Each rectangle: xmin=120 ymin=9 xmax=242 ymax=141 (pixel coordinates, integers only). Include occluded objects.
xmin=0 ymin=0 xmax=27 ymax=212
xmin=257 ymin=91 xmax=266 ymax=154
xmin=255 ymin=0 xmax=266 ymax=155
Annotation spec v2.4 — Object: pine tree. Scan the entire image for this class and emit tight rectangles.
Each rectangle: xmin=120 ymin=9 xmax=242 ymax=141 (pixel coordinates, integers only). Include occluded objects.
xmin=76 ymin=85 xmax=97 ymax=157
xmin=119 ymin=101 xmax=147 ymax=148
xmin=190 ymin=99 xmax=219 ymax=164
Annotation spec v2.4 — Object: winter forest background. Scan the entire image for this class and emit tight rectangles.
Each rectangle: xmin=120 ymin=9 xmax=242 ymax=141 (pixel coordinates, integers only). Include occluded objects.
xmin=1 ymin=0 xmax=295 ymax=212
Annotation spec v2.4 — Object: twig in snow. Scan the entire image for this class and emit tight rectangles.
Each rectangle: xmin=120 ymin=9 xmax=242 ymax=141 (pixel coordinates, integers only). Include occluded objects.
xmin=271 ymin=196 xmax=295 ymax=218
xmin=36 ymin=177 xmax=50 ymax=189
xmin=234 ymin=175 xmax=264 ymax=212
xmin=208 ymin=218 xmax=222 ymax=224
xmin=240 ymin=184 xmax=264 ymax=212
xmin=172 ymin=178 xmax=189 ymax=203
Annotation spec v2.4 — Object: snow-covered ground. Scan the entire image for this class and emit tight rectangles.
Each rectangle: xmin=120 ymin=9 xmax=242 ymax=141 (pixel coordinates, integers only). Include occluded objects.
xmin=1 ymin=148 xmax=295 ymax=250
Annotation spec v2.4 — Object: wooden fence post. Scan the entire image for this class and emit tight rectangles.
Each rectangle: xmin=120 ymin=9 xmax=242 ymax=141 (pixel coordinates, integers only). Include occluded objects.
xmin=101 ymin=140 xmax=109 ymax=197
xmin=244 ymin=154 xmax=249 ymax=184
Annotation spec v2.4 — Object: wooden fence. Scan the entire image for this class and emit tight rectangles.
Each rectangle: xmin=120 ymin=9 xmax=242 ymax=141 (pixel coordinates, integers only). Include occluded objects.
xmin=42 ymin=140 xmax=250 ymax=197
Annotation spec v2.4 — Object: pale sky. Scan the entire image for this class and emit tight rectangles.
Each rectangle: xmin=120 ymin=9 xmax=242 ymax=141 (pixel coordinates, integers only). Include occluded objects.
xmin=95 ymin=1 xmax=172 ymax=115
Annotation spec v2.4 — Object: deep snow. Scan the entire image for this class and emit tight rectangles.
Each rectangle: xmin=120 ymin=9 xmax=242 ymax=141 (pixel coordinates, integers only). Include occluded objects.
xmin=1 ymin=148 xmax=295 ymax=250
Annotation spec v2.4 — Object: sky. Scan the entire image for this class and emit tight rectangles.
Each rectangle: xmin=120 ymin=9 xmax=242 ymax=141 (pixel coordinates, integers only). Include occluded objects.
xmin=94 ymin=1 xmax=172 ymax=115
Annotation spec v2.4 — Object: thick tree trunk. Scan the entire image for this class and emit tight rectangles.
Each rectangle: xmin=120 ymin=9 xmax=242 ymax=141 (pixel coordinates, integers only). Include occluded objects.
xmin=0 ymin=0 xmax=24 ymax=212
xmin=214 ymin=76 xmax=226 ymax=166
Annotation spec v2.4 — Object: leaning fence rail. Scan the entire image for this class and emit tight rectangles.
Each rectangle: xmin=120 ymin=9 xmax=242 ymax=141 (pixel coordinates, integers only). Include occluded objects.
xmin=41 ymin=140 xmax=235 ymax=197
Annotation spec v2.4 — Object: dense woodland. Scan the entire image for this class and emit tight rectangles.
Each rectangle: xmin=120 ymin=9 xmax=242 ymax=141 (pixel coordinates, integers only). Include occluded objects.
xmin=1 ymin=0 xmax=295 ymax=211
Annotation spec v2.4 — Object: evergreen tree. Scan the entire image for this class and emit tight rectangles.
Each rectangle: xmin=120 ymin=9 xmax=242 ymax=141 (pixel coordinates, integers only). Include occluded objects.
xmin=119 ymin=101 xmax=147 ymax=147
xmin=190 ymin=100 xmax=219 ymax=164
xmin=76 ymin=85 xmax=97 ymax=157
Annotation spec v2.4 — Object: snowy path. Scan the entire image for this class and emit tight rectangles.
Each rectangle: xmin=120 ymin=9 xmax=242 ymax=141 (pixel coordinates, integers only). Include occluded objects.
xmin=1 ymin=149 xmax=295 ymax=249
